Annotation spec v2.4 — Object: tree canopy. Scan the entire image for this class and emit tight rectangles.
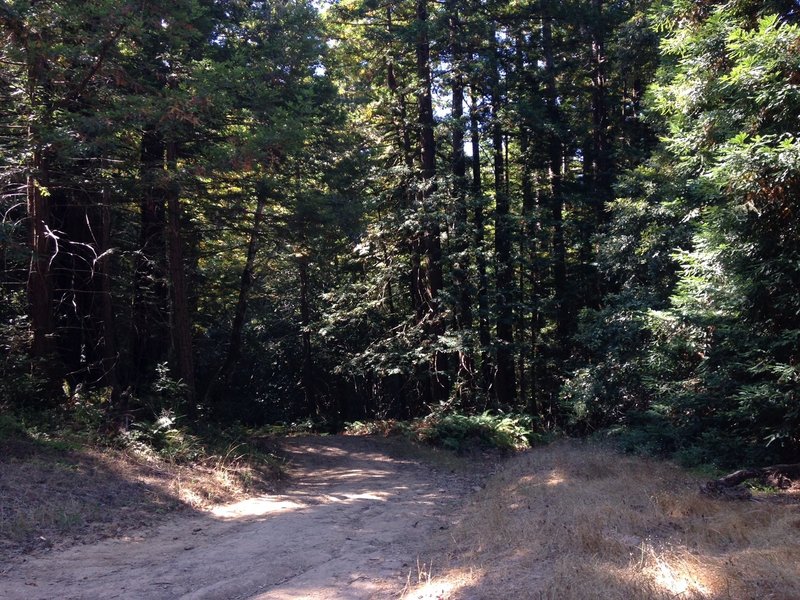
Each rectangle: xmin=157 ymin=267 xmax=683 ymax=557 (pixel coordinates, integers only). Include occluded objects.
xmin=1 ymin=0 xmax=798 ymax=468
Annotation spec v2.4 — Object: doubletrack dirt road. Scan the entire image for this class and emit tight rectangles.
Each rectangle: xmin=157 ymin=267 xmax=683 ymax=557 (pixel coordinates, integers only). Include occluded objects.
xmin=0 ymin=436 xmax=480 ymax=599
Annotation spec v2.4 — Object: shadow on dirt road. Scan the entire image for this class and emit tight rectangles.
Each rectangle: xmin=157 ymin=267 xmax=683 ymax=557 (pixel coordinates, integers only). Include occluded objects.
xmin=0 ymin=435 xmax=484 ymax=600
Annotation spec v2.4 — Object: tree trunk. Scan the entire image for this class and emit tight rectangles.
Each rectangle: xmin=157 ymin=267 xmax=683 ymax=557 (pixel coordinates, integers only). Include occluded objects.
xmin=385 ymin=7 xmax=424 ymax=326
xmin=416 ymin=0 xmax=447 ymax=403
xmin=25 ymin=38 xmax=56 ymax=361
xmin=490 ymin=34 xmax=515 ymax=407
xmin=542 ymin=14 xmax=568 ymax=347
xmin=98 ymin=195 xmax=122 ymax=413
xmin=580 ymin=0 xmax=611 ymax=309
xmin=203 ymin=188 xmax=267 ymax=406
xmin=471 ymin=85 xmax=492 ymax=401
xmin=131 ymin=128 xmax=169 ymax=389
xmin=514 ymin=33 xmax=539 ymax=414
xmin=26 ymin=145 xmax=55 ymax=360
xmin=702 ymin=464 xmax=800 ymax=499
xmin=448 ymin=0 xmax=473 ymax=402
xmin=299 ymin=254 xmax=316 ymax=415
xmin=165 ymin=140 xmax=196 ymax=416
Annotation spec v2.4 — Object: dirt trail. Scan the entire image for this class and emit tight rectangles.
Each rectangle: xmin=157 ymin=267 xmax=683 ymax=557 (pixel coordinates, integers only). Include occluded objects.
xmin=0 ymin=436 xmax=480 ymax=600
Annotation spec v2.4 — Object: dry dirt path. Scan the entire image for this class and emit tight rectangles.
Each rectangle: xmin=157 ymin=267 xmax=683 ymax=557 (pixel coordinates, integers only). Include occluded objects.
xmin=0 ymin=435 xmax=482 ymax=600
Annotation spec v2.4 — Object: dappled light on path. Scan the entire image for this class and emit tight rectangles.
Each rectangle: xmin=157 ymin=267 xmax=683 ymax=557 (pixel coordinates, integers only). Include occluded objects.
xmin=210 ymin=498 xmax=304 ymax=520
xmin=0 ymin=435 xmax=482 ymax=600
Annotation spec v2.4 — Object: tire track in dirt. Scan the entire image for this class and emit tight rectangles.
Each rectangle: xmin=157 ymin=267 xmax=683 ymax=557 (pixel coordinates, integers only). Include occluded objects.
xmin=0 ymin=436 xmax=480 ymax=600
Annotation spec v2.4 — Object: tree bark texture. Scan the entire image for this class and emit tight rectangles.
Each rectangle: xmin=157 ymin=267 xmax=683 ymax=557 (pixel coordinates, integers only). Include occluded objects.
xmin=415 ymin=0 xmax=447 ymax=403
xmin=490 ymin=34 xmax=516 ymax=407
xmin=542 ymin=14 xmax=568 ymax=347
xmin=470 ymin=85 xmax=492 ymax=400
xmin=165 ymin=140 xmax=196 ymax=414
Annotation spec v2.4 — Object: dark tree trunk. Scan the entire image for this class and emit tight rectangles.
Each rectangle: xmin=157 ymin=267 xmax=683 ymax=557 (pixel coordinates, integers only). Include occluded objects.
xmin=579 ymin=0 xmax=611 ymax=309
xmin=131 ymin=128 xmax=169 ymax=389
xmin=165 ymin=140 xmax=196 ymax=416
xmin=490 ymin=35 xmax=515 ymax=407
xmin=26 ymin=145 xmax=56 ymax=360
xmin=98 ymin=196 xmax=122 ymax=412
xmin=448 ymin=0 xmax=473 ymax=402
xmin=299 ymin=254 xmax=316 ymax=415
xmin=471 ymin=85 xmax=492 ymax=401
xmin=590 ymin=0 xmax=612 ymax=208
xmin=203 ymin=189 xmax=267 ymax=407
xmin=514 ymin=33 xmax=539 ymax=414
xmin=17 ymin=18 xmax=56 ymax=367
xmin=385 ymin=7 xmax=423 ymax=324
xmin=542 ymin=14 xmax=568 ymax=347
xmin=416 ymin=0 xmax=447 ymax=403
xmin=384 ymin=9 xmax=418 ymax=411
xmin=702 ymin=464 xmax=800 ymax=499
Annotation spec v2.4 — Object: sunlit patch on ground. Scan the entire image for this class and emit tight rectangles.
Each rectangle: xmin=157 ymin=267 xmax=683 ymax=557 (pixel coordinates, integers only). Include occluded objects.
xmin=402 ymin=567 xmax=479 ymax=600
xmin=210 ymin=497 xmax=303 ymax=519
xmin=420 ymin=441 xmax=800 ymax=599
xmin=648 ymin=553 xmax=713 ymax=597
xmin=338 ymin=491 xmax=388 ymax=502
xmin=517 ymin=469 xmax=567 ymax=488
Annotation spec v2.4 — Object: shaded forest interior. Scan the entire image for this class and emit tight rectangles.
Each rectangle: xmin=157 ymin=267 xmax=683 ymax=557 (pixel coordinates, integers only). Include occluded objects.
xmin=1 ymin=0 xmax=799 ymax=468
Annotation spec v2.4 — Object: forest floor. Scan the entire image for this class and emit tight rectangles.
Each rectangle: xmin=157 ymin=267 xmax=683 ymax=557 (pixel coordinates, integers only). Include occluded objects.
xmin=0 ymin=434 xmax=494 ymax=599
xmin=2 ymin=434 xmax=800 ymax=599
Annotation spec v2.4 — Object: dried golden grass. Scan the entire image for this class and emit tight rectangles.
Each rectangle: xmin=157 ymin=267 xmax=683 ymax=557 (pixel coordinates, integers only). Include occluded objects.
xmin=424 ymin=441 xmax=800 ymax=599
xmin=0 ymin=442 xmax=279 ymax=561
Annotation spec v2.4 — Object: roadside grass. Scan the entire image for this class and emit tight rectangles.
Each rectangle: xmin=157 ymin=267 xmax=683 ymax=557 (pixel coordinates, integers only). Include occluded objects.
xmin=0 ymin=412 xmax=283 ymax=562
xmin=413 ymin=440 xmax=800 ymax=599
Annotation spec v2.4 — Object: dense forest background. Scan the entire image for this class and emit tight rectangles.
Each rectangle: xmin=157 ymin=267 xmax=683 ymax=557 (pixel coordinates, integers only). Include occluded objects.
xmin=1 ymin=0 xmax=798 ymax=468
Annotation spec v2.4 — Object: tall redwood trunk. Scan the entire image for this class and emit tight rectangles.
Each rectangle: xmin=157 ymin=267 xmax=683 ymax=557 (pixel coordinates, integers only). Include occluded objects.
xmin=25 ymin=38 xmax=56 ymax=361
xmin=542 ymin=14 xmax=567 ymax=346
xmin=448 ymin=0 xmax=473 ymax=402
xmin=98 ymin=196 xmax=122 ymax=411
xmin=131 ymin=128 xmax=169 ymax=388
xmin=470 ymin=86 xmax=492 ymax=401
xmin=385 ymin=13 xmax=423 ymax=321
xmin=27 ymin=145 xmax=55 ymax=360
xmin=585 ymin=0 xmax=611 ymax=308
xmin=514 ymin=34 xmax=539 ymax=414
xmin=490 ymin=33 xmax=515 ymax=407
xmin=165 ymin=140 xmax=196 ymax=415
xmin=416 ymin=0 xmax=447 ymax=403
xmin=384 ymin=6 xmax=416 ymax=412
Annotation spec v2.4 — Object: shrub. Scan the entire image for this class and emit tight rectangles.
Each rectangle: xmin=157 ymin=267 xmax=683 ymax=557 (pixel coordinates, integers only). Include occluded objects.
xmin=410 ymin=411 xmax=537 ymax=452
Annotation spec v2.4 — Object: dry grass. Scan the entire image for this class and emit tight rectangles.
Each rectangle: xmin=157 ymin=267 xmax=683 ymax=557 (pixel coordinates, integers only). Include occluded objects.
xmin=417 ymin=441 xmax=800 ymax=600
xmin=0 ymin=436 xmax=280 ymax=562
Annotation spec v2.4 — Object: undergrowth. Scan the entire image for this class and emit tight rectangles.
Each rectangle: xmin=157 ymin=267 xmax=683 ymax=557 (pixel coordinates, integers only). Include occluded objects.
xmin=0 ymin=405 xmax=285 ymax=558
xmin=593 ymin=409 xmax=783 ymax=471
xmin=345 ymin=411 xmax=542 ymax=452
xmin=0 ymin=402 xmax=284 ymax=478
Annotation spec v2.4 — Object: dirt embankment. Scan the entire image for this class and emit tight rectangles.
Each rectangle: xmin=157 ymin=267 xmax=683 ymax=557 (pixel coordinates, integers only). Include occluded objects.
xmin=0 ymin=435 xmax=488 ymax=599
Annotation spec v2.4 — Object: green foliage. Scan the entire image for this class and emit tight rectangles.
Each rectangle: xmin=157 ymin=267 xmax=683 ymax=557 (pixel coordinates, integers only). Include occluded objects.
xmin=408 ymin=412 xmax=538 ymax=452
xmin=344 ymin=412 xmax=540 ymax=452
xmin=343 ymin=420 xmax=408 ymax=437
xmin=571 ymin=0 xmax=800 ymax=469
xmin=121 ymin=410 xmax=202 ymax=463
xmin=0 ymin=412 xmax=26 ymax=441
xmin=1 ymin=0 xmax=796 ymax=475
xmin=561 ymin=299 xmax=654 ymax=432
